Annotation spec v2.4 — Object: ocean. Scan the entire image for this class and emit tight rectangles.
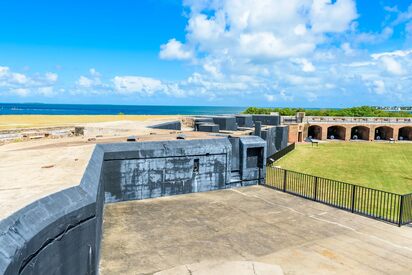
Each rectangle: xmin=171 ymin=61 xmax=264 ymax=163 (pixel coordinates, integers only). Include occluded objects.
xmin=0 ymin=103 xmax=246 ymax=115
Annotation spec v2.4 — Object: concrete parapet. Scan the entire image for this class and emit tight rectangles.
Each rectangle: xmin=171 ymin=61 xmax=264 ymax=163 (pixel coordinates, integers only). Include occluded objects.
xmin=0 ymin=146 xmax=105 ymax=275
xmin=252 ymin=115 xmax=280 ymax=126
xmin=212 ymin=116 xmax=238 ymax=131
xmin=197 ymin=123 xmax=220 ymax=133
xmin=235 ymin=115 xmax=254 ymax=127
xmin=148 ymin=121 xmax=182 ymax=130
xmin=0 ymin=136 xmax=268 ymax=274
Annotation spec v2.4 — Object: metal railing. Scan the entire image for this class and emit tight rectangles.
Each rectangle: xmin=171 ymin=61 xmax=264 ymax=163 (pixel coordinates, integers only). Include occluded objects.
xmin=264 ymin=167 xmax=412 ymax=226
xmin=267 ymin=143 xmax=295 ymax=165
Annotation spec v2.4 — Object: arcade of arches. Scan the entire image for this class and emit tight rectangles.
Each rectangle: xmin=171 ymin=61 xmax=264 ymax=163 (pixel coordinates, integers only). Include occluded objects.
xmin=303 ymin=124 xmax=412 ymax=141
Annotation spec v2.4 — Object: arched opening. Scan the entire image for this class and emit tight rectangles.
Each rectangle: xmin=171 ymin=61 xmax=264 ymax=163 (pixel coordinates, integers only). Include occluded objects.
xmin=308 ymin=125 xmax=322 ymax=140
xmin=374 ymin=126 xmax=394 ymax=140
xmin=398 ymin=126 xmax=412 ymax=141
xmin=327 ymin=125 xmax=346 ymax=140
xmin=351 ymin=126 xmax=370 ymax=140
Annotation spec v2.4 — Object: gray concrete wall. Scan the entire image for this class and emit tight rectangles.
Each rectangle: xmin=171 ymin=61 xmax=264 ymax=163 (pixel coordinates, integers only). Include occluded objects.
xmin=197 ymin=123 xmax=220 ymax=132
xmin=0 ymin=136 xmax=267 ymax=275
xmin=275 ymin=125 xmax=289 ymax=152
xmin=0 ymin=146 xmax=105 ymax=275
xmin=102 ymin=139 xmax=232 ymax=203
xmin=259 ymin=125 xmax=289 ymax=158
xmin=252 ymin=115 xmax=280 ymax=126
xmin=148 ymin=120 xmax=181 ymax=130
xmin=212 ymin=117 xmax=238 ymax=131
xmin=261 ymin=127 xmax=277 ymax=157
xmin=235 ymin=115 xmax=254 ymax=127
xmin=239 ymin=136 xmax=266 ymax=184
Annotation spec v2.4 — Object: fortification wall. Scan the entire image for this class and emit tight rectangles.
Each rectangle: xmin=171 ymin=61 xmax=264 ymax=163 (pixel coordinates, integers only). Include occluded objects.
xmin=0 ymin=146 xmax=105 ymax=275
xmin=102 ymin=139 xmax=232 ymax=203
xmin=148 ymin=120 xmax=182 ymax=130
xmin=0 ymin=137 xmax=266 ymax=275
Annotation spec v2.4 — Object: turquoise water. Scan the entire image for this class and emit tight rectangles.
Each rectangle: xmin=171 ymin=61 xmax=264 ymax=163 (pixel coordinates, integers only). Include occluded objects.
xmin=0 ymin=103 xmax=245 ymax=115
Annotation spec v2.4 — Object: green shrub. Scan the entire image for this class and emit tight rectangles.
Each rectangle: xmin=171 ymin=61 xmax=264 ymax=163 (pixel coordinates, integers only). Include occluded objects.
xmin=242 ymin=106 xmax=412 ymax=117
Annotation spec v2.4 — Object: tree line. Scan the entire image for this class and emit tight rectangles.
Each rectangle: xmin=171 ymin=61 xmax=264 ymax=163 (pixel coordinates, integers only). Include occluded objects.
xmin=242 ymin=106 xmax=412 ymax=117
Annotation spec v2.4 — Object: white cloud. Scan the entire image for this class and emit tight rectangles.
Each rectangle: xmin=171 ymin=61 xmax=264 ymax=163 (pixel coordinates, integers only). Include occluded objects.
xmin=292 ymin=58 xmax=316 ymax=72
xmin=11 ymin=73 xmax=29 ymax=84
xmin=173 ymin=0 xmax=357 ymax=63
xmin=371 ymin=49 xmax=412 ymax=59
xmin=45 ymin=72 xmax=58 ymax=82
xmin=341 ymin=42 xmax=355 ymax=56
xmin=89 ymin=68 xmax=100 ymax=76
xmin=159 ymin=39 xmax=193 ymax=60
xmin=380 ymin=56 xmax=404 ymax=75
xmin=264 ymin=93 xmax=276 ymax=102
xmin=153 ymin=0 xmax=361 ymax=102
xmin=11 ymin=88 xmax=29 ymax=97
xmin=76 ymin=69 xmax=102 ymax=88
xmin=77 ymin=76 xmax=94 ymax=88
xmin=37 ymin=86 xmax=55 ymax=96
xmin=310 ymin=0 xmax=358 ymax=33
xmin=238 ymin=32 xmax=315 ymax=59
xmin=372 ymin=80 xmax=385 ymax=94
xmin=0 ymin=66 xmax=9 ymax=77
xmin=112 ymin=76 xmax=164 ymax=95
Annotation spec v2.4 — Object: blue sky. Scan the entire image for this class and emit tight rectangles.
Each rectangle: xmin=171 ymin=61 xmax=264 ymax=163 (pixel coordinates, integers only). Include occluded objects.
xmin=0 ymin=0 xmax=411 ymax=107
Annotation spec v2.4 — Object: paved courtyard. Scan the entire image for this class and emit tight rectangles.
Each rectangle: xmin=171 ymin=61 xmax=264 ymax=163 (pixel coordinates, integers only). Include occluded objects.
xmin=100 ymin=185 xmax=412 ymax=274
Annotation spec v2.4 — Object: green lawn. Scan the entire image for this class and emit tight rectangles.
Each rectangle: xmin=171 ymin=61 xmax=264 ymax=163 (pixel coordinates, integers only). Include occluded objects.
xmin=274 ymin=142 xmax=412 ymax=194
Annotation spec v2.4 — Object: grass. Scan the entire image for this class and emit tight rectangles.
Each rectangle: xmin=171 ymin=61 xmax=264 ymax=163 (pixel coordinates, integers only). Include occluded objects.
xmin=0 ymin=115 xmax=177 ymax=130
xmin=274 ymin=142 xmax=412 ymax=194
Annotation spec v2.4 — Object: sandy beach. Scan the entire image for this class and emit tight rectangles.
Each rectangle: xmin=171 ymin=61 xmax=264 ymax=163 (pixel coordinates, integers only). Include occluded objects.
xmin=0 ymin=114 xmax=180 ymax=130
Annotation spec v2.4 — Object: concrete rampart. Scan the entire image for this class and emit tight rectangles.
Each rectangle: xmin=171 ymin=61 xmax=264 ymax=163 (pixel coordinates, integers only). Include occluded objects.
xmin=0 ymin=146 xmax=105 ymax=275
xmin=0 ymin=136 xmax=266 ymax=275
xmin=103 ymin=139 xmax=232 ymax=203
xmin=148 ymin=120 xmax=181 ymax=130
xmin=252 ymin=115 xmax=280 ymax=126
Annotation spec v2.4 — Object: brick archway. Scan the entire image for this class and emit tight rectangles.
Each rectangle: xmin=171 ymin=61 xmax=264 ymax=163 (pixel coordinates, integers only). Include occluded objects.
xmin=399 ymin=126 xmax=412 ymax=141
xmin=308 ymin=125 xmax=323 ymax=140
xmin=351 ymin=126 xmax=370 ymax=140
xmin=374 ymin=126 xmax=394 ymax=140
xmin=327 ymin=125 xmax=346 ymax=140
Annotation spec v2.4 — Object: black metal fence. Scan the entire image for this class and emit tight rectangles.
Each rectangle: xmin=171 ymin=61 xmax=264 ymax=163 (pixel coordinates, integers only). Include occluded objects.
xmin=265 ymin=167 xmax=412 ymax=226
xmin=267 ymin=143 xmax=295 ymax=165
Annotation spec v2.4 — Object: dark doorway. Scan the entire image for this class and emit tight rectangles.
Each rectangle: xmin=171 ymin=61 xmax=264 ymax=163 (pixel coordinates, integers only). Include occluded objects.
xmin=374 ymin=126 xmax=394 ymax=140
xmin=351 ymin=126 xmax=370 ymax=140
xmin=308 ymin=125 xmax=322 ymax=140
xmin=298 ymin=132 xmax=303 ymax=142
xmin=399 ymin=127 xmax=412 ymax=140
xmin=327 ymin=126 xmax=346 ymax=140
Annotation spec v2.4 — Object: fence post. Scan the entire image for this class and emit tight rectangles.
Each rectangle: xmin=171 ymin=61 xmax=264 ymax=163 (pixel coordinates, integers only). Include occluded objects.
xmin=351 ymin=185 xmax=356 ymax=213
xmin=283 ymin=170 xmax=287 ymax=192
xmin=313 ymin=176 xmax=318 ymax=201
xmin=398 ymin=195 xmax=404 ymax=227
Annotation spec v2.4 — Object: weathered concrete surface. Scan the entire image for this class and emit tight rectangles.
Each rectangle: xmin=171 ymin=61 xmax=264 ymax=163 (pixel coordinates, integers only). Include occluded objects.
xmin=197 ymin=123 xmax=220 ymax=133
xmin=252 ymin=115 xmax=280 ymax=126
xmin=0 ymin=131 xmax=226 ymax=220
xmin=235 ymin=115 xmax=254 ymax=128
xmin=155 ymin=261 xmax=284 ymax=275
xmin=100 ymin=186 xmax=412 ymax=275
xmin=212 ymin=116 xmax=238 ymax=131
xmin=103 ymin=139 xmax=232 ymax=203
xmin=0 ymin=146 xmax=105 ymax=275
xmin=0 ymin=138 xmax=95 ymax=220
xmin=148 ymin=120 xmax=182 ymax=130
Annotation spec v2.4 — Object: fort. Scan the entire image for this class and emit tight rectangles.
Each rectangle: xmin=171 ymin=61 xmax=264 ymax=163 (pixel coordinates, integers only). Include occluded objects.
xmin=0 ymin=113 xmax=412 ymax=274
xmin=283 ymin=114 xmax=412 ymax=142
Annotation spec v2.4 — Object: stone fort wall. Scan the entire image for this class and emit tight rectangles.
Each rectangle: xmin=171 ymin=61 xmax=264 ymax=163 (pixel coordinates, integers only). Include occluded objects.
xmin=0 ymin=136 xmax=266 ymax=275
